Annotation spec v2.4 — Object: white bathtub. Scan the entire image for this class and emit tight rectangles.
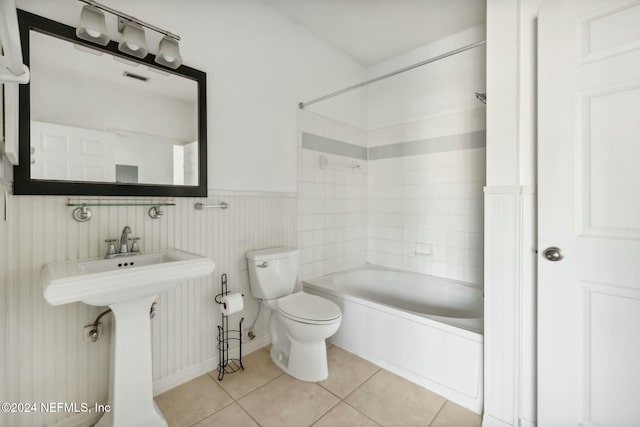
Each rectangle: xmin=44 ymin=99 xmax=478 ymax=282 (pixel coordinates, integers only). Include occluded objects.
xmin=304 ymin=264 xmax=484 ymax=413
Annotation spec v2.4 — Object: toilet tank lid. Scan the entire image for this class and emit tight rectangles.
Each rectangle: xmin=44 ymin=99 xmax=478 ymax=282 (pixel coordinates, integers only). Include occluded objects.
xmin=246 ymin=247 xmax=299 ymax=261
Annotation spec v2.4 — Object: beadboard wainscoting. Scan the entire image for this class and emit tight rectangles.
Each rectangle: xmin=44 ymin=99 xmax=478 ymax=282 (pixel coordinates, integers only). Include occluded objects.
xmin=482 ymin=186 xmax=536 ymax=427
xmin=0 ymin=181 xmax=9 ymax=427
xmin=0 ymin=192 xmax=296 ymax=427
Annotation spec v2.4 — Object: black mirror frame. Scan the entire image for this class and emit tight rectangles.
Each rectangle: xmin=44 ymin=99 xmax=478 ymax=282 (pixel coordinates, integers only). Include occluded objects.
xmin=13 ymin=10 xmax=207 ymax=197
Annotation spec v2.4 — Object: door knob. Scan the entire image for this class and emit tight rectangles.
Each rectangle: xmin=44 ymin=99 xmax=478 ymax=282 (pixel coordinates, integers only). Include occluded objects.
xmin=543 ymin=247 xmax=564 ymax=262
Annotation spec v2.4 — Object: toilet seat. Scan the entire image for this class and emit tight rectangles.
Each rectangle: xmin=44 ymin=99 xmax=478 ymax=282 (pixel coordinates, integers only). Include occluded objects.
xmin=278 ymin=292 xmax=341 ymax=324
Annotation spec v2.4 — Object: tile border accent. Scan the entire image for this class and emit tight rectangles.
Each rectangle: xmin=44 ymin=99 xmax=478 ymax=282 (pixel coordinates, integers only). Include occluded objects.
xmin=302 ymin=130 xmax=486 ymax=162
xmin=301 ymin=132 xmax=368 ymax=160
xmin=368 ymin=130 xmax=486 ymax=160
xmin=47 ymin=411 xmax=101 ymax=427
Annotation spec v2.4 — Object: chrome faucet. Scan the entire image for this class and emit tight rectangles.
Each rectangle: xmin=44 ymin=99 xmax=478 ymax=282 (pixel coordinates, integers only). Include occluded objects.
xmin=120 ymin=226 xmax=132 ymax=253
xmin=104 ymin=226 xmax=141 ymax=259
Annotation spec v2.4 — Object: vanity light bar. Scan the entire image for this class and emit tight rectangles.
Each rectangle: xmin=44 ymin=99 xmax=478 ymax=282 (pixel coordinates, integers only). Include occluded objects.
xmin=77 ymin=0 xmax=183 ymax=68
xmin=78 ymin=0 xmax=180 ymax=41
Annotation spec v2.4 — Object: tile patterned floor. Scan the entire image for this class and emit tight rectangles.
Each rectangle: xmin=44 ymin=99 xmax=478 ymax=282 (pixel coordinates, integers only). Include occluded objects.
xmin=155 ymin=344 xmax=482 ymax=427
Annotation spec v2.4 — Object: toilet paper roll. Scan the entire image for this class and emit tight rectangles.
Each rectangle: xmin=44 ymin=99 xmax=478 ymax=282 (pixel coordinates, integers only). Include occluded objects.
xmin=220 ymin=293 xmax=244 ymax=315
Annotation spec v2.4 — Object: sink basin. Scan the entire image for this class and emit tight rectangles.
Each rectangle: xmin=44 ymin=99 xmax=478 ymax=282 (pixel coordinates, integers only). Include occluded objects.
xmin=43 ymin=249 xmax=214 ymax=306
xmin=42 ymin=248 xmax=215 ymax=427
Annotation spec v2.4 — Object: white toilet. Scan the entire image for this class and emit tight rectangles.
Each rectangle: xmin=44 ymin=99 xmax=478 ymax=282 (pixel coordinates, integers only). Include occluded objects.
xmin=246 ymin=247 xmax=341 ymax=381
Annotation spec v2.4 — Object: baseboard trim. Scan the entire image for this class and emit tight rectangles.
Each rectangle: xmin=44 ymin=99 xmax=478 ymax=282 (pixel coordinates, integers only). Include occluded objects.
xmin=47 ymin=411 xmax=102 ymax=427
xmin=48 ymin=336 xmax=274 ymax=427
xmin=153 ymin=334 xmax=271 ymax=395
xmin=242 ymin=333 xmax=271 ymax=355
xmin=482 ymin=414 xmax=514 ymax=427
xmin=519 ymin=418 xmax=536 ymax=427
xmin=152 ymin=357 xmax=219 ymax=396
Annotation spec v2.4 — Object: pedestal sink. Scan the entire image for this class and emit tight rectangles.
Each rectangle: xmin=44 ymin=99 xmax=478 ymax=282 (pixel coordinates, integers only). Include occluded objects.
xmin=42 ymin=249 xmax=215 ymax=427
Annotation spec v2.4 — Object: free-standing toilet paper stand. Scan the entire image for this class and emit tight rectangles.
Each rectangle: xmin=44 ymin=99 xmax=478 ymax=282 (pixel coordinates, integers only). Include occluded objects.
xmin=215 ymin=273 xmax=245 ymax=380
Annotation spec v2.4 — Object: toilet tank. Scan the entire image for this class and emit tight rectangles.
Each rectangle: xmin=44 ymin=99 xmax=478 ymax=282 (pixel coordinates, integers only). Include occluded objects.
xmin=246 ymin=247 xmax=300 ymax=300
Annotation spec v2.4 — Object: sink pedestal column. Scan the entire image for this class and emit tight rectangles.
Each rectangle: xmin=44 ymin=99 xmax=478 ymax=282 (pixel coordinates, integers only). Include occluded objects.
xmin=96 ymin=295 xmax=167 ymax=427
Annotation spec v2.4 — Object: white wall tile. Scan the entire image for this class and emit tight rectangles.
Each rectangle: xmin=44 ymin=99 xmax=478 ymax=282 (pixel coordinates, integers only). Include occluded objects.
xmin=299 ymin=114 xmax=485 ymax=286
xmin=367 ymin=147 xmax=485 ymax=284
xmin=298 ymin=115 xmax=368 ymax=279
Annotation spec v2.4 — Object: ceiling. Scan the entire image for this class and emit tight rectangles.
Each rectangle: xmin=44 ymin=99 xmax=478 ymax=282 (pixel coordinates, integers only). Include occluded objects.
xmin=263 ymin=0 xmax=486 ymax=67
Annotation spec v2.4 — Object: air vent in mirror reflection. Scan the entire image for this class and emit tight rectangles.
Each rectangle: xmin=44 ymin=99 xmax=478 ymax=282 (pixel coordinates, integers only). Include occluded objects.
xmin=122 ymin=71 xmax=149 ymax=82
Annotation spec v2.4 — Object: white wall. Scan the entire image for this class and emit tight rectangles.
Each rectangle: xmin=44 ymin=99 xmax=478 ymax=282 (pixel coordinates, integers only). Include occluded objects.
xmin=114 ymin=137 xmax=174 ymax=185
xmin=31 ymin=65 xmax=197 ymax=143
xmin=365 ymin=25 xmax=486 ymax=130
xmin=16 ymin=0 xmax=367 ymax=193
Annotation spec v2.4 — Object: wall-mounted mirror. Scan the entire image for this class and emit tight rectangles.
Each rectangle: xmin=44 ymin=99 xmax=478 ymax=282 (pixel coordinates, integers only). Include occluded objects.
xmin=13 ymin=10 xmax=207 ymax=196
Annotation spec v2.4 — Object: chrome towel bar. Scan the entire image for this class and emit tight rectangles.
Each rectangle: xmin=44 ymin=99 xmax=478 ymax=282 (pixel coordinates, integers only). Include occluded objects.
xmin=194 ymin=202 xmax=228 ymax=210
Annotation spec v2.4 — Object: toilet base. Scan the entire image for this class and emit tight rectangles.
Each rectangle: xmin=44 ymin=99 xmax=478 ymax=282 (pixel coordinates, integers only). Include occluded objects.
xmin=270 ymin=340 xmax=329 ymax=382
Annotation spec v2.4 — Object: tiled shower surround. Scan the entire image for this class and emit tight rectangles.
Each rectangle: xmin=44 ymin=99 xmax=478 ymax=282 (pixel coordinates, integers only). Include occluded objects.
xmin=298 ymin=114 xmax=369 ymax=280
xmin=298 ymin=110 xmax=485 ymax=285
xmin=368 ymin=148 xmax=485 ymax=283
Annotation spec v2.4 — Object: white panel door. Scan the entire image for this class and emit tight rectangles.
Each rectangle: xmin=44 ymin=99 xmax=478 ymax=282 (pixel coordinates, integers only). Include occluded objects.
xmin=30 ymin=121 xmax=116 ymax=182
xmin=538 ymin=1 xmax=640 ymax=426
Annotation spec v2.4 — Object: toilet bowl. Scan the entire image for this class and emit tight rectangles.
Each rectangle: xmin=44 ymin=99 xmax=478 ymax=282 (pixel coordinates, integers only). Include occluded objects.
xmin=247 ymin=247 xmax=341 ymax=381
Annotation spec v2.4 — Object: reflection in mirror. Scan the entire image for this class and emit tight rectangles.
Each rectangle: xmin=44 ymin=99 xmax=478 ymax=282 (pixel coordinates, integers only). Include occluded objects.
xmin=29 ymin=30 xmax=198 ymax=186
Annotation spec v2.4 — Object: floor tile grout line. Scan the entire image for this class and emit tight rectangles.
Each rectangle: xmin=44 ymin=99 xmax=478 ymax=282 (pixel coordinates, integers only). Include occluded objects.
xmin=218 ymin=360 xmax=273 ymax=427
xmin=316 ymin=381 xmax=344 ymax=401
xmin=160 ymin=345 xmax=474 ymax=427
xmin=340 ymin=366 xmax=382 ymax=401
xmin=309 ymin=399 xmax=343 ymax=427
xmin=426 ymin=399 xmax=449 ymax=427
xmin=183 ymin=374 xmax=237 ymax=427
xmin=188 ymin=400 xmax=237 ymax=427
xmin=341 ymin=400 xmax=383 ymax=427
xmin=204 ymin=371 xmax=236 ymax=403
xmin=316 ymin=363 xmax=381 ymax=401
xmin=233 ymin=371 xmax=286 ymax=403
xmin=217 ymin=370 xmax=285 ymax=401
xmin=232 ymin=396 xmax=262 ymax=427
xmin=233 ymin=373 xmax=339 ymax=427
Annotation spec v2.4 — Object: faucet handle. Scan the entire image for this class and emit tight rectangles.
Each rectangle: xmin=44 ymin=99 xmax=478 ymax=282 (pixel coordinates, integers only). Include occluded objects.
xmin=129 ymin=237 xmax=141 ymax=253
xmin=104 ymin=239 xmax=118 ymax=255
